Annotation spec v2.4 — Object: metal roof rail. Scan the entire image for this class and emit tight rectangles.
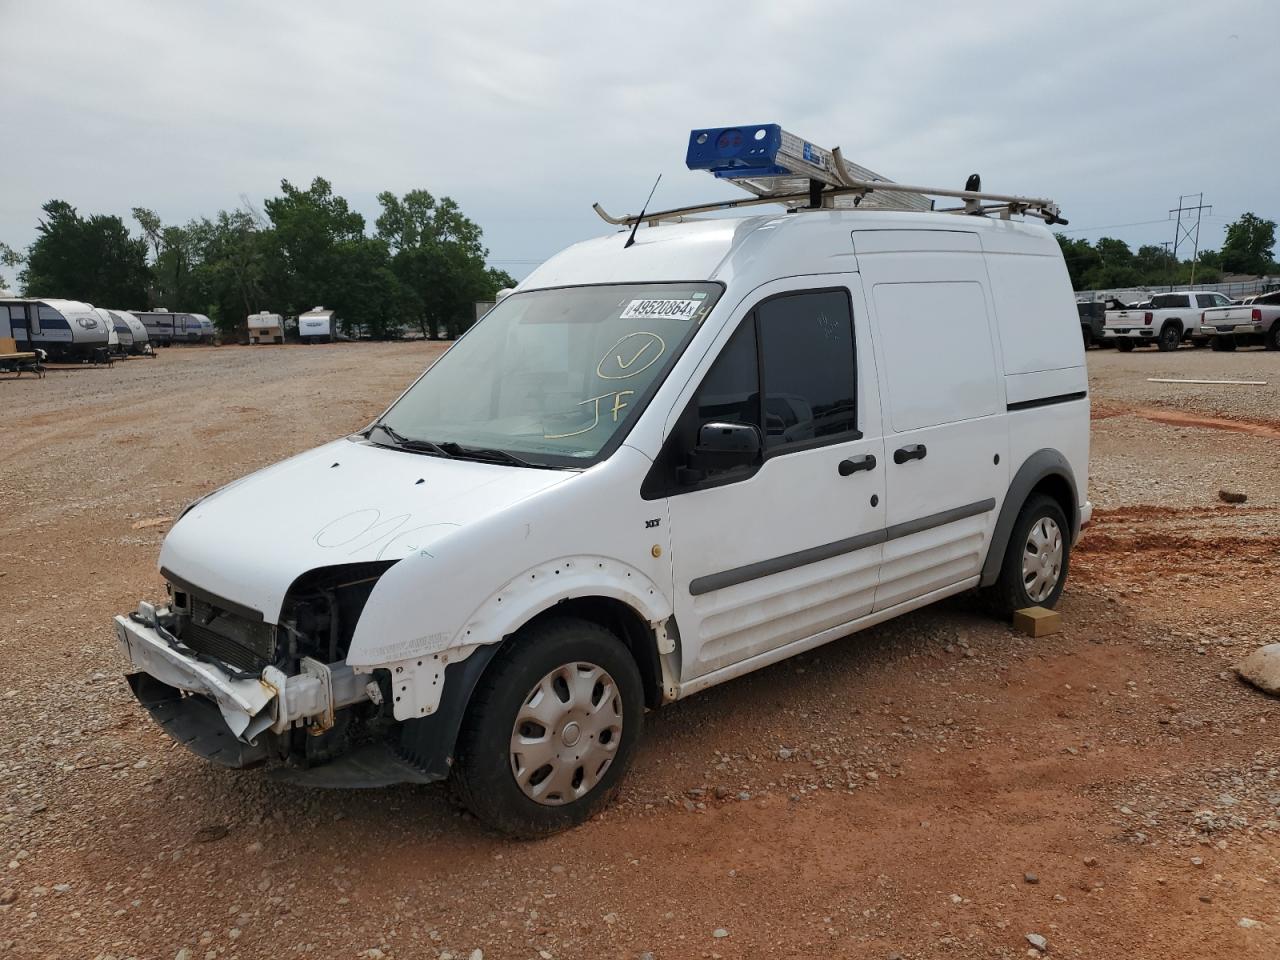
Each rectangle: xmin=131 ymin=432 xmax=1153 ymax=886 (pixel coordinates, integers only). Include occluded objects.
xmin=593 ymin=124 xmax=1066 ymax=228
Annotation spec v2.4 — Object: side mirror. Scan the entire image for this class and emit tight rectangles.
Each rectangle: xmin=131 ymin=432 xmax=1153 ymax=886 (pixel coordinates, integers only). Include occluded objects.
xmin=690 ymin=420 xmax=762 ymax=471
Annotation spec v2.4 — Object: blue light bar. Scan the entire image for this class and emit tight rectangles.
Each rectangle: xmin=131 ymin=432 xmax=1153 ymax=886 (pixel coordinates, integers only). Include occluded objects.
xmin=685 ymin=124 xmax=787 ymax=179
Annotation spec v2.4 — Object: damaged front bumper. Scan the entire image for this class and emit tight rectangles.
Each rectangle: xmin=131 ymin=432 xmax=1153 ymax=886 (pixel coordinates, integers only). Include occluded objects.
xmin=113 ymin=604 xmax=371 ymax=746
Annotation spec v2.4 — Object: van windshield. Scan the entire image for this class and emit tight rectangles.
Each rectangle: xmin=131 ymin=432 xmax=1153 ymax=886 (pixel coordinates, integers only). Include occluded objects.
xmin=378 ymin=282 xmax=722 ymax=466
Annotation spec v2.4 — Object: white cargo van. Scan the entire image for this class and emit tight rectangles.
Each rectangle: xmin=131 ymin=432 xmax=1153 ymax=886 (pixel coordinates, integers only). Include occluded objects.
xmin=115 ymin=125 xmax=1089 ymax=836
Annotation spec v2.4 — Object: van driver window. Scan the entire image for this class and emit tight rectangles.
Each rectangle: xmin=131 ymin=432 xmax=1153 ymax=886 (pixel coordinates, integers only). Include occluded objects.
xmin=757 ymin=291 xmax=857 ymax=450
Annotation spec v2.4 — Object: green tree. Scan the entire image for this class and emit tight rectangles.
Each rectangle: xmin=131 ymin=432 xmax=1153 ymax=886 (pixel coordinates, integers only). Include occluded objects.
xmin=376 ymin=189 xmax=508 ymax=338
xmin=21 ymin=200 xmax=150 ymax=306
xmin=0 ymin=241 xmax=22 ymax=291
xmin=263 ymin=177 xmax=366 ymax=317
xmin=132 ymin=207 xmax=164 ymax=262
xmin=1220 ymin=212 xmax=1276 ymax=275
xmin=188 ymin=210 xmax=271 ymax=337
xmin=1054 ymin=234 xmax=1100 ymax=290
xmin=1134 ymin=244 xmax=1173 ymax=283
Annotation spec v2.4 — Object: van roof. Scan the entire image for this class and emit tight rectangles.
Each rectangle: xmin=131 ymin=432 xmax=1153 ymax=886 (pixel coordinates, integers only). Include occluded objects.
xmin=521 ymin=209 xmax=1058 ymax=291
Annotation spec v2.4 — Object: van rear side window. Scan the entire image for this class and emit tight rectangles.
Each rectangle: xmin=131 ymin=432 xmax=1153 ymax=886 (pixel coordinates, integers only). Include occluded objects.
xmin=872 ymin=281 xmax=998 ymax=432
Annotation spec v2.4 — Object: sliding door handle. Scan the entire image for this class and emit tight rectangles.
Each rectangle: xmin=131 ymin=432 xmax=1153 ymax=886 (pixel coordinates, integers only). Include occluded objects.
xmin=838 ymin=454 xmax=877 ymax=476
xmin=893 ymin=444 xmax=927 ymax=465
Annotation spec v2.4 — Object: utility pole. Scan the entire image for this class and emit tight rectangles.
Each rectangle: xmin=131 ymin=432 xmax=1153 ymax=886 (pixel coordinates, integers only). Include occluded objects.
xmin=1170 ymin=193 xmax=1211 ymax=287
xmin=1160 ymin=241 xmax=1175 ymax=287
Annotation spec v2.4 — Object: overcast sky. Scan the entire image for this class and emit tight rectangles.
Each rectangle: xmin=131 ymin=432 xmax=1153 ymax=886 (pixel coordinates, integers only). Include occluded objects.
xmin=4 ymin=0 xmax=1278 ymax=285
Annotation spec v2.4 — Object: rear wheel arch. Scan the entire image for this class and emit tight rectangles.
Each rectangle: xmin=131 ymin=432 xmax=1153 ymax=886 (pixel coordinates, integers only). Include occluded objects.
xmin=980 ymin=450 xmax=1079 ymax=588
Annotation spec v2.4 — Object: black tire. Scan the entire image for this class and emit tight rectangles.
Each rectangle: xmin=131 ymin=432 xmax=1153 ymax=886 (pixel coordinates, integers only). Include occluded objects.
xmin=1266 ymin=324 xmax=1280 ymax=352
xmin=1157 ymin=323 xmax=1181 ymax=352
xmin=1211 ymin=336 xmax=1237 ymax=352
xmin=986 ymin=494 xmax=1071 ymax=617
xmin=1115 ymin=339 xmax=1135 ymax=352
xmin=451 ymin=616 xmax=644 ymax=837
xmin=1081 ymin=326 xmax=1094 ymax=349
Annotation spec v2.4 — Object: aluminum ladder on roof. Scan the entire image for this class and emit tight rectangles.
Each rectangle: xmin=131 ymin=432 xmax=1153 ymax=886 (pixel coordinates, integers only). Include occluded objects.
xmin=593 ymin=123 xmax=1066 ymax=228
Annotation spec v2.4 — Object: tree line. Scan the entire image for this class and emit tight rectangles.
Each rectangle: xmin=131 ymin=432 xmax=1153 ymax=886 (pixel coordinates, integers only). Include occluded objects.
xmin=1055 ymin=211 xmax=1278 ymax=291
xmin=0 ymin=178 xmax=516 ymax=340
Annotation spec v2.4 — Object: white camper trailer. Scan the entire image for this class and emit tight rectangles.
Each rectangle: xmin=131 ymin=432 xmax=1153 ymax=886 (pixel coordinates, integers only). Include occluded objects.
xmin=132 ymin=311 xmax=177 ymax=346
xmin=0 ymin=298 xmax=111 ymax=361
xmin=176 ymin=313 xmax=216 ymax=344
xmin=297 ymin=306 xmax=338 ymax=343
xmin=94 ymin=307 xmax=128 ymax=356
xmin=108 ymin=309 xmax=152 ymax=355
xmin=247 ymin=311 xmax=285 ymax=344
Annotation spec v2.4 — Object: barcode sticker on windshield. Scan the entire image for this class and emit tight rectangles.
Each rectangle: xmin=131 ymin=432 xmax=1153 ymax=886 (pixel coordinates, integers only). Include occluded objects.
xmin=620 ymin=299 xmax=701 ymax=321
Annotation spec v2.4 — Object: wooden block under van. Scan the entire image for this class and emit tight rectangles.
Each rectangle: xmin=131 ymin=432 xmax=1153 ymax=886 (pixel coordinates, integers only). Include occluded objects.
xmin=1013 ymin=606 xmax=1061 ymax=637
xmin=0 ymin=337 xmax=17 ymax=355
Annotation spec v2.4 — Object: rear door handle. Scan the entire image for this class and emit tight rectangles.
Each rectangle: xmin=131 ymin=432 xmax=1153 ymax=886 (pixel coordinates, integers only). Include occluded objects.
xmin=838 ymin=454 xmax=877 ymax=476
xmin=893 ymin=444 xmax=927 ymax=465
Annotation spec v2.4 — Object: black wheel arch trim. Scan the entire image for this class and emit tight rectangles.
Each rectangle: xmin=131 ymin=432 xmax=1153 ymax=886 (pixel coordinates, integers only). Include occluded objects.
xmin=396 ymin=642 xmax=502 ymax=781
xmin=979 ymin=448 xmax=1080 ymax=588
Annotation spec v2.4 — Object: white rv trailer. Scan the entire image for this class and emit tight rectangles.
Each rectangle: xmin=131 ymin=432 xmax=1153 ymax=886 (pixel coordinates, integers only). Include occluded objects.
xmin=131 ymin=311 xmax=178 ymax=346
xmin=247 ymin=311 xmax=285 ymax=344
xmin=297 ymin=306 xmax=339 ymax=343
xmin=93 ymin=307 xmax=128 ymax=355
xmin=107 ymin=309 xmax=152 ymax=355
xmin=175 ymin=313 xmax=216 ymax=343
xmin=0 ymin=298 xmax=111 ymax=361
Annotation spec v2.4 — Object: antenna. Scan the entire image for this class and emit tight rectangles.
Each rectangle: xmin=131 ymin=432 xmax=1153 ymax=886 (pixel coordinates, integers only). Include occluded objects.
xmin=624 ymin=175 xmax=662 ymax=249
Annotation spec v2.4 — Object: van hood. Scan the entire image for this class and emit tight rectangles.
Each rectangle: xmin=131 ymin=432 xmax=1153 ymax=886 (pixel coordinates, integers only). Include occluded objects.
xmin=158 ymin=438 xmax=573 ymax=622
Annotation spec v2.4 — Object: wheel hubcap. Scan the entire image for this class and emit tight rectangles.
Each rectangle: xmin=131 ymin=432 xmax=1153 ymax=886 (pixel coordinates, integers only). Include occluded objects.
xmin=510 ymin=662 xmax=622 ymax=806
xmin=1021 ymin=516 xmax=1064 ymax=604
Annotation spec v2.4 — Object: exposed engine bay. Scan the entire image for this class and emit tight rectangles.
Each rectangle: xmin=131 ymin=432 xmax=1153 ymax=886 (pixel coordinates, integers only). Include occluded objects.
xmin=116 ymin=561 xmax=441 ymax=784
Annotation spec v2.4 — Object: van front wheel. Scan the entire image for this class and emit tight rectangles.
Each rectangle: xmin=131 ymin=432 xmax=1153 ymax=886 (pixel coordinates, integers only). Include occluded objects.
xmin=988 ymin=494 xmax=1071 ymax=616
xmin=451 ymin=616 xmax=643 ymax=837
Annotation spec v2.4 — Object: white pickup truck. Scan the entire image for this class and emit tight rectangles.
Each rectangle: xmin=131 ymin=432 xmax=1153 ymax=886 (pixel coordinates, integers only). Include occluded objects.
xmin=1198 ymin=290 xmax=1280 ymax=351
xmin=1104 ymin=290 xmax=1231 ymax=351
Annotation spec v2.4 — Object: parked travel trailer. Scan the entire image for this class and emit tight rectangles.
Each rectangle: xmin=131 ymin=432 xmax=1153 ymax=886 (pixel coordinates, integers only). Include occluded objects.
xmin=108 ymin=309 xmax=152 ymax=355
xmin=93 ymin=307 xmax=128 ymax=356
xmin=132 ymin=311 xmax=177 ymax=346
xmin=297 ymin=306 xmax=338 ymax=343
xmin=247 ymin=311 xmax=285 ymax=344
xmin=0 ymin=298 xmax=111 ymax=361
xmin=177 ymin=313 xmax=216 ymax=344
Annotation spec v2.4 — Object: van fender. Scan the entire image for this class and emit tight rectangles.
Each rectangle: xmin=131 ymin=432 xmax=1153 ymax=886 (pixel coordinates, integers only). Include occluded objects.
xmin=349 ymin=554 xmax=672 ymax=722
xmin=454 ymin=554 xmax=672 ymax=655
xmin=979 ymin=449 xmax=1079 ymax=587
xmin=379 ymin=556 xmax=670 ymax=778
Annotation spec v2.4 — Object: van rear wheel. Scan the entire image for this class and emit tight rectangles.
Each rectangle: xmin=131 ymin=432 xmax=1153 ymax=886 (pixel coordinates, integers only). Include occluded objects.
xmin=988 ymin=494 xmax=1070 ymax=616
xmin=451 ymin=616 xmax=643 ymax=837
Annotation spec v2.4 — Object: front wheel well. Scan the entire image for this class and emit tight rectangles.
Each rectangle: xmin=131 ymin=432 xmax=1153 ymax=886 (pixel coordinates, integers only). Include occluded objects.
xmin=521 ymin=598 xmax=663 ymax=709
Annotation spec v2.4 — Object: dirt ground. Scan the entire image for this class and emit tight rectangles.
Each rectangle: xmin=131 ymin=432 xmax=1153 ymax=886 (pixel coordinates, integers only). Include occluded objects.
xmin=2 ymin=341 xmax=1279 ymax=960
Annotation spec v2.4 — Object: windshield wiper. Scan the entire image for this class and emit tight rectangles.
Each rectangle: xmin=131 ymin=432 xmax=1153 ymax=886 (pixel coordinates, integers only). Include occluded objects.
xmin=438 ymin=442 xmax=541 ymax=469
xmin=368 ymin=422 xmax=454 ymax=457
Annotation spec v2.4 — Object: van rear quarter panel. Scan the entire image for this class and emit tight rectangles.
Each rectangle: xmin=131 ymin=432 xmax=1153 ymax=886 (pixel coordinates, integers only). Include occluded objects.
xmin=984 ymin=248 xmax=1089 ymax=517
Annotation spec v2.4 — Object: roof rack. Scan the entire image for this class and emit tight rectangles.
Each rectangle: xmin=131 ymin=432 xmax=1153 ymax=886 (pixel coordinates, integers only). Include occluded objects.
xmin=593 ymin=123 xmax=1067 ymax=228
